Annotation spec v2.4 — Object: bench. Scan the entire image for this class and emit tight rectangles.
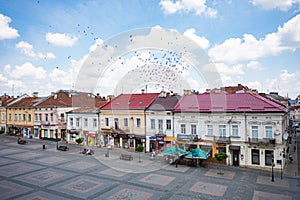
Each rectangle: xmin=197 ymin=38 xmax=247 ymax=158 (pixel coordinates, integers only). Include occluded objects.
xmin=120 ymin=154 xmax=133 ymax=161
xmin=58 ymin=146 xmax=69 ymax=151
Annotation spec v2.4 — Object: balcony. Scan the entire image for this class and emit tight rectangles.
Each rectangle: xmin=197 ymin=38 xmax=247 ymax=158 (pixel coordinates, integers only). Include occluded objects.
xmin=41 ymin=121 xmax=50 ymax=125
xmin=248 ymin=138 xmax=276 ymax=147
xmin=214 ymin=136 xmax=231 ymax=143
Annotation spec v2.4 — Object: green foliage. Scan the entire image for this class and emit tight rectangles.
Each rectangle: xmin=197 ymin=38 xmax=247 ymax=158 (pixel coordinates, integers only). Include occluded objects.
xmin=136 ymin=145 xmax=144 ymax=152
xmin=75 ymin=137 xmax=84 ymax=144
xmin=215 ymin=152 xmax=228 ymax=162
xmin=0 ymin=130 xmax=5 ymax=134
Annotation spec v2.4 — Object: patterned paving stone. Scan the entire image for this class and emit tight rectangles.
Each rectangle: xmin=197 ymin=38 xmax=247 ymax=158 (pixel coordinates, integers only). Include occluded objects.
xmin=256 ymin=175 xmax=290 ymax=188
xmin=139 ymin=173 xmax=176 ymax=186
xmin=14 ymin=191 xmax=70 ymax=200
xmin=5 ymin=152 xmax=44 ymax=161
xmin=101 ymin=185 xmax=164 ymax=200
xmin=252 ymin=190 xmax=292 ymax=200
xmin=205 ymin=169 xmax=235 ymax=179
xmin=56 ymin=159 xmax=99 ymax=173
xmin=163 ymin=165 xmax=191 ymax=173
xmin=0 ymin=162 xmax=44 ymax=177
xmin=31 ymin=156 xmax=70 ymax=166
xmin=13 ymin=168 xmax=76 ymax=187
xmin=0 ymin=180 xmax=33 ymax=200
xmin=0 ymin=157 xmax=18 ymax=165
xmin=48 ymin=175 xmax=118 ymax=199
xmin=190 ymin=181 xmax=227 ymax=197
xmin=0 ymin=148 xmax=26 ymax=156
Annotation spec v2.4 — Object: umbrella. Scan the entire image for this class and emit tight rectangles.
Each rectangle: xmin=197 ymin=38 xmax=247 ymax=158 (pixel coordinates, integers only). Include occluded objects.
xmin=161 ymin=146 xmax=187 ymax=156
xmin=185 ymin=148 xmax=209 ymax=159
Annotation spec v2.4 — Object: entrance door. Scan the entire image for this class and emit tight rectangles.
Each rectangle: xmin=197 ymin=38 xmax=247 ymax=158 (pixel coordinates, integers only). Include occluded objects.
xmin=233 ymin=150 xmax=239 ymax=166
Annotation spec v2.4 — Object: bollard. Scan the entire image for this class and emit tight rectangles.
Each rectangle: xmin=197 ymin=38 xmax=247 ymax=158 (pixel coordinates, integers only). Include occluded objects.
xmin=43 ymin=144 xmax=45 ymax=150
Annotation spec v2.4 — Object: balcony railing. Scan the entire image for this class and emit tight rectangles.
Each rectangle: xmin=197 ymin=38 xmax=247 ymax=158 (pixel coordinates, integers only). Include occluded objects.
xmin=248 ymin=138 xmax=276 ymax=146
xmin=214 ymin=136 xmax=231 ymax=143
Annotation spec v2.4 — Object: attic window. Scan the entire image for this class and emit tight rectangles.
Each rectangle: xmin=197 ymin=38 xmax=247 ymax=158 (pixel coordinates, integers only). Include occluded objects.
xmin=115 ymin=102 xmax=120 ymax=105
xmin=128 ymin=102 xmax=131 ymax=104
xmin=138 ymin=102 xmax=143 ymax=105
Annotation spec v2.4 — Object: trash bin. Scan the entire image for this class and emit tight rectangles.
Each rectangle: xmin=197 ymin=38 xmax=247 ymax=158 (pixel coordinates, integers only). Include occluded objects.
xmin=43 ymin=144 xmax=45 ymax=149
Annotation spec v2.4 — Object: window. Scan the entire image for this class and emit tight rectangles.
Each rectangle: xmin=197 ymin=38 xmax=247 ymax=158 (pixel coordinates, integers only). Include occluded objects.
xmin=124 ymin=118 xmax=128 ymax=127
xmin=265 ymin=150 xmax=273 ymax=166
xmin=44 ymin=129 xmax=48 ymax=138
xmin=251 ymin=149 xmax=260 ymax=165
xmin=136 ymin=118 xmax=141 ymax=127
xmin=84 ymin=118 xmax=88 ymax=127
xmin=28 ymin=114 xmax=31 ymax=122
xmin=70 ymin=118 xmax=73 ymax=126
xmin=114 ymin=118 xmax=119 ymax=129
xmin=34 ymin=114 xmax=38 ymax=121
xmin=207 ymin=125 xmax=213 ymax=136
xmin=252 ymin=126 xmax=258 ymax=140
xmin=45 ymin=114 xmax=48 ymax=122
xmin=19 ymin=114 xmax=22 ymax=121
xmin=1 ymin=113 xmax=5 ymax=121
xmin=76 ymin=118 xmax=80 ymax=127
xmin=158 ymin=119 xmax=163 ymax=131
xmin=232 ymin=125 xmax=238 ymax=137
xmin=50 ymin=130 xmax=54 ymax=138
xmin=93 ymin=118 xmax=97 ymax=127
xmin=265 ymin=126 xmax=273 ymax=138
xmin=150 ymin=119 xmax=155 ymax=129
xmin=39 ymin=114 xmax=42 ymax=121
xmin=166 ymin=120 xmax=171 ymax=130
xmin=14 ymin=114 xmax=17 ymax=121
xmin=191 ymin=125 xmax=197 ymax=135
xmin=219 ymin=125 xmax=226 ymax=137
xmin=50 ymin=113 xmax=53 ymax=122
xmin=23 ymin=114 xmax=25 ymax=121
xmin=180 ymin=124 xmax=186 ymax=134
xmin=105 ymin=118 xmax=109 ymax=126
xmin=9 ymin=114 xmax=12 ymax=121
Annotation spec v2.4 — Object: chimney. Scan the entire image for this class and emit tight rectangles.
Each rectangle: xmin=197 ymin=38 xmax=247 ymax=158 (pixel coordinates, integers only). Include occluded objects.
xmin=183 ymin=89 xmax=191 ymax=95
xmin=141 ymin=89 xmax=145 ymax=94
xmin=32 ymin=92 xmax=38 ymax=97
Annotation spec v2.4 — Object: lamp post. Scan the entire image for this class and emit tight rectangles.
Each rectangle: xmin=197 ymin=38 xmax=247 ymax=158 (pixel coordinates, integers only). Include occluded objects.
xmin=271 ymin=153 xmax=274 ymax=182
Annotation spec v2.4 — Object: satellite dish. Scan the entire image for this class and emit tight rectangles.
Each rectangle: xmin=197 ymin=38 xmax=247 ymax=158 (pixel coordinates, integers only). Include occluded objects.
xmin=283 ymin=132 xmax=288 ymax=140
xmin=274 ymin=130 xmax=280 ymax=136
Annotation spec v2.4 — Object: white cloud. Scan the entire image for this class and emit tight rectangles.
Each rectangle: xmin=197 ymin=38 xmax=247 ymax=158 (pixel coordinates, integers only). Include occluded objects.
xmin=246 ymin=61 xmax=264 ymax=71
xmin=159 ymin=0 xmax=217 ymax=17
xmin=16 ymin=41 xmax=56 ymax=59
xmin=183 ymin=28 xmax=210 ymax=49
xmin=250 ymin=0 xmax=300 ymax=11
xmin=0 ymin=13 xmax=19 ymax=40
xmin=6 ymin=62 xmax=47 ymax=79
xmin=209 ymin=14 xmax=300 ymax=64
xmin=46 ymin=32 xmax=78 ymax=47
xmin=89 ymin=38 xmax=104 ymax=52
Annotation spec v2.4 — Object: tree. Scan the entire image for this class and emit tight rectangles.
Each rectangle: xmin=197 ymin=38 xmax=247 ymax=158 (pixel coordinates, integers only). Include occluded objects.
xmin=136 ymin=145 xmax=144 ymax=163
xmin=214 ymin=152 xmax=228 ymax=175
xmin=76 ymin=137 xmax=84 ymax=145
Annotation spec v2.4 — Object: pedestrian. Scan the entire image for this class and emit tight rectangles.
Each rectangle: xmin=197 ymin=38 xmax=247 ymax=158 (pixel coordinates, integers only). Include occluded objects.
xmin=294 ymin=144 xmax=296 ymax=152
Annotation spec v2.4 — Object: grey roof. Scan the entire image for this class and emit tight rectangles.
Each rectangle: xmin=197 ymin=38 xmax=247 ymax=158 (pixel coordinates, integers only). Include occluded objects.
xmin=147 ymin=95 xmax=181 ymax=111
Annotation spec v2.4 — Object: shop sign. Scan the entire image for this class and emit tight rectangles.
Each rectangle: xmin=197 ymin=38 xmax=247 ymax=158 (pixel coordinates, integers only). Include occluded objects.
xmin=158 ymin=141 xmax=164 ymax=144
xmin=129 ymin=134 xmax=135 ymax=139
xmin=156 ymin=136 xmax=164 ymax=141
xmin=149 ymin=136 xmax=156 ymax=140
xmin=177 ymin=134 xmax=196 ymax=140
xmin=112 ymin=133 xmax=118 ymax=138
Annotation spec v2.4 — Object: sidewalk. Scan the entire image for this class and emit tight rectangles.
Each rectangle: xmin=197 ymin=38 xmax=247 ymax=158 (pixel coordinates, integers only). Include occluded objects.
xmin=283 ymin=135 xmax=299 ymax=178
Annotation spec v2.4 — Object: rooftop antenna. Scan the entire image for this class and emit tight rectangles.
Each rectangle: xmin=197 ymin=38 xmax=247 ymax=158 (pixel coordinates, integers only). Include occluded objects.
xmin=12 ymin=84 xmax=14 ymax=96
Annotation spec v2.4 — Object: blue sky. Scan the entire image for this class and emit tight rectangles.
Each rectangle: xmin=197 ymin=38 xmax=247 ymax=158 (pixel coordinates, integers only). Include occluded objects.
xmin=0 ymin=0 xmax=300 ymax=98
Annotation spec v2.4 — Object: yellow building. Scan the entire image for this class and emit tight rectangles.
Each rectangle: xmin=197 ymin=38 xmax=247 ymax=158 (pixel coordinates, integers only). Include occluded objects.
xmin=6 ymin=95 xmax=41 ymax=137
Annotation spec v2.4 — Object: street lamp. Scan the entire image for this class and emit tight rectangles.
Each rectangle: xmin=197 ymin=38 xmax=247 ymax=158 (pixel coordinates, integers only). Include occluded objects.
xmin=271 ymin=152 xmax=274 ymax=182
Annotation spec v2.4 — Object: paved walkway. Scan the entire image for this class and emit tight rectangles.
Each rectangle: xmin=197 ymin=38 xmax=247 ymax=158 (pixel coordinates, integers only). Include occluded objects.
xmin=0 ymin=135 xmax=299 ymax=200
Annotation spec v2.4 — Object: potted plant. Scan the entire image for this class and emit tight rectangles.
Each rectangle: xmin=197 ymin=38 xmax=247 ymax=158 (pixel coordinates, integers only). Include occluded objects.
xmin=214 ymin=152 xmax=228 ymax=175
xmin=136 ymin=145 xmax=144 ymax=163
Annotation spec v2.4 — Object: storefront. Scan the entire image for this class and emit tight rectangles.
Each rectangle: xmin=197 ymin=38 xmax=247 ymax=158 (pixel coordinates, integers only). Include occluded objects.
xmin=155 ymin=134 xmax=166 ymax=152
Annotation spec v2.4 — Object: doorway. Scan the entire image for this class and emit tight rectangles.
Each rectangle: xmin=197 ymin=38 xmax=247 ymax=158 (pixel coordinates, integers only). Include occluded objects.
xmin=233 ymin=150 xmax=239 ymax=166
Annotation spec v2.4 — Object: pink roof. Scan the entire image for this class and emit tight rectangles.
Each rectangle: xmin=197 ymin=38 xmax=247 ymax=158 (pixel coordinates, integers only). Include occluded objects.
xmin=174 ymin=93 xmax=287 ymax=112
xmin=100 ymin=93 xmax=160 ymax=110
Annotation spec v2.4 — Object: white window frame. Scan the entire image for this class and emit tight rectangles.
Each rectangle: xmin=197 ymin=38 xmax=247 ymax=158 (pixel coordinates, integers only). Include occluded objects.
xmin=219 ymin=125 xmax=226 ymax=137
xmin=232 ymin=125 xmax=238 ymax=137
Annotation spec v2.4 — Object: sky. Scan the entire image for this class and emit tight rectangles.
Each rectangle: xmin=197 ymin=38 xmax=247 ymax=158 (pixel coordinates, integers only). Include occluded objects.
xmin=0 ymin=0 xmax=300 ymax=99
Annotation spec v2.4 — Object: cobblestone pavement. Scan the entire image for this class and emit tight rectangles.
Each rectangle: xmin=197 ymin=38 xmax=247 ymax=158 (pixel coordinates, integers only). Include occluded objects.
xmin=0 ymin=135 xmax=299 ymax=200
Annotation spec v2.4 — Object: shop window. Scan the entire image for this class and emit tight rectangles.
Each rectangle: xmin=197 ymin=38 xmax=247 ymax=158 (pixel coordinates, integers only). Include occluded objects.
xmin=252 ymin=149 xmax=260 ymax=165
xmin=218 ymin=147 xmax=226 ymax=153
xmin=265 ymin=150 xmax=273 ymax=166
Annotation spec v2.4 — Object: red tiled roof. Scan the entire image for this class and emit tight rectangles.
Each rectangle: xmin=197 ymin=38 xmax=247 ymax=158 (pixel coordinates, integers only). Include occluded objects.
xmin=7 ymin=97 xmax=42 ymax=108
xmin=36 ymin=90 xmax=106 ymax=108
xmin=174 ymin=93 xmax=287 ymax=112
xmin=100 ymin=93 xmax=160 ymax=110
